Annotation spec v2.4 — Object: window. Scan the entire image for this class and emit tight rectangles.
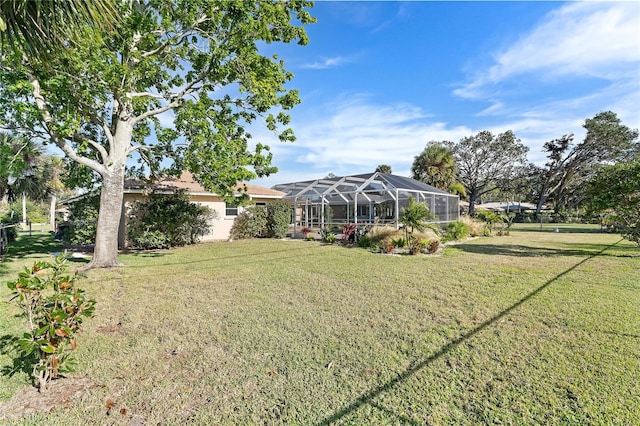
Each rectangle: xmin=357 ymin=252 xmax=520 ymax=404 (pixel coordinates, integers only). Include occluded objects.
xmin=225 ymin=203 xmax=238 ymax=217
xmin=254 ymin=202 xmax=267 ymax=207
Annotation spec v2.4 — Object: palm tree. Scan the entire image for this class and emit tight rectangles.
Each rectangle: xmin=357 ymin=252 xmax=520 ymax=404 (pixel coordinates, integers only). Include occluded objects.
xmin=375 ymin=164 xmax=393 ymax=174
xmin=0 ymin=133 xmax=47 ymax=224
xmin=411 ymin=142 xmax=457 ymax=190
xmin=0 ymin=0 xmax=118 ymax=60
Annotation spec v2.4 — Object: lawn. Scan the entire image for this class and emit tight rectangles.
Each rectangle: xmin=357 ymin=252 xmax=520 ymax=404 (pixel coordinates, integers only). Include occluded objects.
xmin=1 ymin=229 xmax=639 ymax=424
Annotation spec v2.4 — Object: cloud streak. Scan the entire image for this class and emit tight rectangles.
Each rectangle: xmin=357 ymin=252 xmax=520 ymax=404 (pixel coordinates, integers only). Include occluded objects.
xmin=454 ymin=2 xmax=640 ymax=99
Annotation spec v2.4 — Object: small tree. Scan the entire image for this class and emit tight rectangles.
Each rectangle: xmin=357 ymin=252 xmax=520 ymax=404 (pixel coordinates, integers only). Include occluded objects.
xmin=7 ymin=255 xmax=96 ymax=391
xmin=399 ymin=197 xmax=435 ymax=246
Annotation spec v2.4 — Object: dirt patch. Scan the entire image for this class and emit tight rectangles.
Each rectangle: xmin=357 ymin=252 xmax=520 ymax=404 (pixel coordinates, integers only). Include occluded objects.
xmin=0 ymin=377 xmax=94 ymax=421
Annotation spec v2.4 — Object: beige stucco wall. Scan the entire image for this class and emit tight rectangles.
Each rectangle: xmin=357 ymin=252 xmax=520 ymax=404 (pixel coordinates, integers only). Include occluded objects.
xmin=120 ymin=193 xmax=277 ymax=247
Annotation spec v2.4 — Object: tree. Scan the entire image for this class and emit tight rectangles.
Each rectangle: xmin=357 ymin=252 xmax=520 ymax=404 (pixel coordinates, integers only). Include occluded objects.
xmin=0 ymin=1 xmax=315 ymax=268
xmin=0 ymin=134 xmax=48 ymax=224
xmin=585 ymin=160 xmax=640 ymax=246
xmin=411 ymin=142 xmax=457 ymax=190
xmin=375 ymin=164 xmax=392 ymax=174
xmin=535 ymin=112 xmax=639 ymax=214
xmin=453 ymin=131 xmax=528 ymax=216
xmin=0 ymin=0 xmax=119 ymax=60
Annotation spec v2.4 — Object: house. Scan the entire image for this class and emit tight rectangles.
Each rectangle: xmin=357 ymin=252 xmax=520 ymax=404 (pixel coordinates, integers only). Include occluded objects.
xmin=272 ymin=172 xmax=459 ymax=234
xmin=121 ymin=171 xmax=285 ymax=246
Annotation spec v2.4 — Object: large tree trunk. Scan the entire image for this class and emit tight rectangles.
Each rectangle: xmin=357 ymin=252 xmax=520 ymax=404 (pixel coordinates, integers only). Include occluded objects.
xmin=467 ymin=190 xmax=478 ymax=216
xmin=86 ymin=167 xmax=125 ymax=268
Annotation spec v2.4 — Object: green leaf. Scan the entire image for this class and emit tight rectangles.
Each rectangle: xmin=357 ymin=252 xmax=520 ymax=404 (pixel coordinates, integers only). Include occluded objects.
xmin=40 ymin=344 xmax=56 ymax=354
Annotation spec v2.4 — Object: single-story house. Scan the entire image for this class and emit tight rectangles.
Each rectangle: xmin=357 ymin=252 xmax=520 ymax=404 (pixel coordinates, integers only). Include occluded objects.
xmin=475 ymin=201 xmax=538 ymax=213
xmin=271 ymin=172 xmax=459 ymax=233
xmin=121 ymin=171 xmax=285 ymax=246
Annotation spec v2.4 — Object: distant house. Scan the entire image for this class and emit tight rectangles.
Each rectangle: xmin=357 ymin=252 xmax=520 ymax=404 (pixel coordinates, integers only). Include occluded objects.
xmin=475 ymin=202 xmax=538 ymax=213
xmin=121 ymin=171 xmax=285 ymax=246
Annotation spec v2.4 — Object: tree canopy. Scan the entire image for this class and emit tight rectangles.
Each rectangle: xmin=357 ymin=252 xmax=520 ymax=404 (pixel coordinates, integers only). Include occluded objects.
xmin=453 ymin=130 xmax=528 ymax=215
xmin=586 ymin=160 xmax=640 ymax=246
xmin=535 ymin=111 xmax=638 ymax=213
xmin=411 ymin=141 xmax=457 ymax=191
xmin=0 ymin=0 xmax=315 ymax=268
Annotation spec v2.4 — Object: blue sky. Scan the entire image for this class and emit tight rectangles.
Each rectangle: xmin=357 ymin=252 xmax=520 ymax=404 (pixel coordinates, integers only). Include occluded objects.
xmin=248 ymin=1 xmax=640 ymax=187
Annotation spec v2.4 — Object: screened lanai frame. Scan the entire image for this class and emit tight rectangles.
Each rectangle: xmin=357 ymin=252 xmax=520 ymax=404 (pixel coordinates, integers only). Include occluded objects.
xmin=272 ymin=172 xmax=459 ymax=234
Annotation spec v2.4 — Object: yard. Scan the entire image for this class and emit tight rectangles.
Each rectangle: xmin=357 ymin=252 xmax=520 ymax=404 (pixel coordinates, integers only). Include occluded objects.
xmin=1 ymin=227 xmax=639 ymax=424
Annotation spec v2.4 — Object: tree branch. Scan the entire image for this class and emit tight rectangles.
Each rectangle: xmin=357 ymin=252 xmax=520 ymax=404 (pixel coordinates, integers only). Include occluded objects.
xmin=27 ymin=72 xmax=106 ymax=175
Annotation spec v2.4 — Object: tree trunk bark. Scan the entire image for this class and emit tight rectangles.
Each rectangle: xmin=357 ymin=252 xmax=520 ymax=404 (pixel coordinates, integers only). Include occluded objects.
xmin=49 ymin=194 xmax=57 ymax=232
xmin=468 ymin=190 xmax=478 ymax=216
xmin=22 ymin=192 xmax=27 ymax=225
xmin=86 ymin=168 xmax=125 ymax=268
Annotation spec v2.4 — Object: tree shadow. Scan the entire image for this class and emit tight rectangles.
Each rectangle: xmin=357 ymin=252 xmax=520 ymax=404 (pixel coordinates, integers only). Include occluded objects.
xmin=512 ymin=225 xmax=602 ymax=234
xmin=318 ymin=239 xmax=623 ymax=425
xmin=451 ymin=241 xmax=636 ymax=258
xmin=2 ymin=233 xmax=63 ymax=259
xmin=0 ymin=333 xmax=35 ymax=379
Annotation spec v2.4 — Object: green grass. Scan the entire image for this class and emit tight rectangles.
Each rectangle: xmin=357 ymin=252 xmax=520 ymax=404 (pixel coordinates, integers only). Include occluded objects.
xmin=1 ymin=229 xmax=639 ymax=424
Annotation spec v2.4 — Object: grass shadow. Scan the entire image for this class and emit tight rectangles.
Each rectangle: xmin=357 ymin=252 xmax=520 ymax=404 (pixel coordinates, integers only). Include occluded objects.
xmin=451 ymin=241 xmax=637 ymax=258
xmin=511 ymin=224 xmax=602 ymax=234
xmin=0 ymin=333 xmax=35 ymax=379
xmin=318 ymin=239 xmax=624 ymax=425
xmin=3 ymin=232 xmax=62 ymax=259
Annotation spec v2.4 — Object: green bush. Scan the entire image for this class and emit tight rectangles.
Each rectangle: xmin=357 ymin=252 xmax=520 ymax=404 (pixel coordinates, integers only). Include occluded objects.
xmin=266 ymin=199 xmax=291 ymax=239
xmin=6 ymin=255 xmax=96 ymax=391
xmin=1 ymin=211 xmax=20 ymax=242
xmin=127 ymin=190 xmax=215 ymax=249
xmin=230 ymin=206 xmax=268 ymax=239
xmin=445 ymin=220 xmax=470 ymax=241
xmin=5 ymin=200 xmax=48 ymax=223
xmin=62 ymin=193 xmax=99 ymax=246
xmin=357 ymin=235 xmax=372 ymax=248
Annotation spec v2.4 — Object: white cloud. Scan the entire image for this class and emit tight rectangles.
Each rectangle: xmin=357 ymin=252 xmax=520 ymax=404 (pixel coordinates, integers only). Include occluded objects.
xmin=455 ymin=2 xmax=640 ymax=99
xmin=301 ymin=56 xmax=353 ymax=70
xmin=251 ymin=95 xmax=473 ymax=185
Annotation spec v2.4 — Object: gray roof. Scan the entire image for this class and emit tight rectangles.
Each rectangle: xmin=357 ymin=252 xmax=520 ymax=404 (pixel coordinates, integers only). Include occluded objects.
xmin=272 ymin=172 xmax=455 ymax=199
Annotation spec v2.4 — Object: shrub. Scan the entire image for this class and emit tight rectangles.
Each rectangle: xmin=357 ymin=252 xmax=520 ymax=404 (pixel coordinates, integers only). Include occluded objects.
xmin=357 ymin=235 xmax=372 ymax=248
xmin=127 ymin=190 xmax=215 ymax=249
xmin=445 ymin=220 xmax=470 ymax=241
xmin=6 ymin=200 xmax=49 ymax=224
xmin=381 ymin=237 xmax=395 ymax=253
xmin=342 ymin=223 xmax=356 ymax=242
xmin=6 ymin=255 xmax=96 ymax=391
xmin=230 ymin=206 xmax=268 ymax=239
xmin=391 ymin=237 xmax=407 ymax=248
xmin=426 ymin=239 xmax=440 ymax=254
xmin=476 ymin=210 xmax=504 ymax=233
xmin=320 ymin=228 xmax=337 ymax=244
xmin=458 ymin=215 xmax=484 ymax=237
xmin=62 ymin=193 xmax=100 ymax=246
xmin=266 ymin=199 xmax=291 ymax=239
xmin=1 ymin=211 xmax=20 ymax=242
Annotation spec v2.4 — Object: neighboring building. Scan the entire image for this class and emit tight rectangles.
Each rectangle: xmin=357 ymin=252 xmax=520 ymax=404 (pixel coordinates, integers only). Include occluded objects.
xmin=121 ymin=171 xmax=285 ymax=246
xmin=272 ymin=172 xmax=459 ymax=233
xmin=475 ymin=202 xmax=538 ymax=213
